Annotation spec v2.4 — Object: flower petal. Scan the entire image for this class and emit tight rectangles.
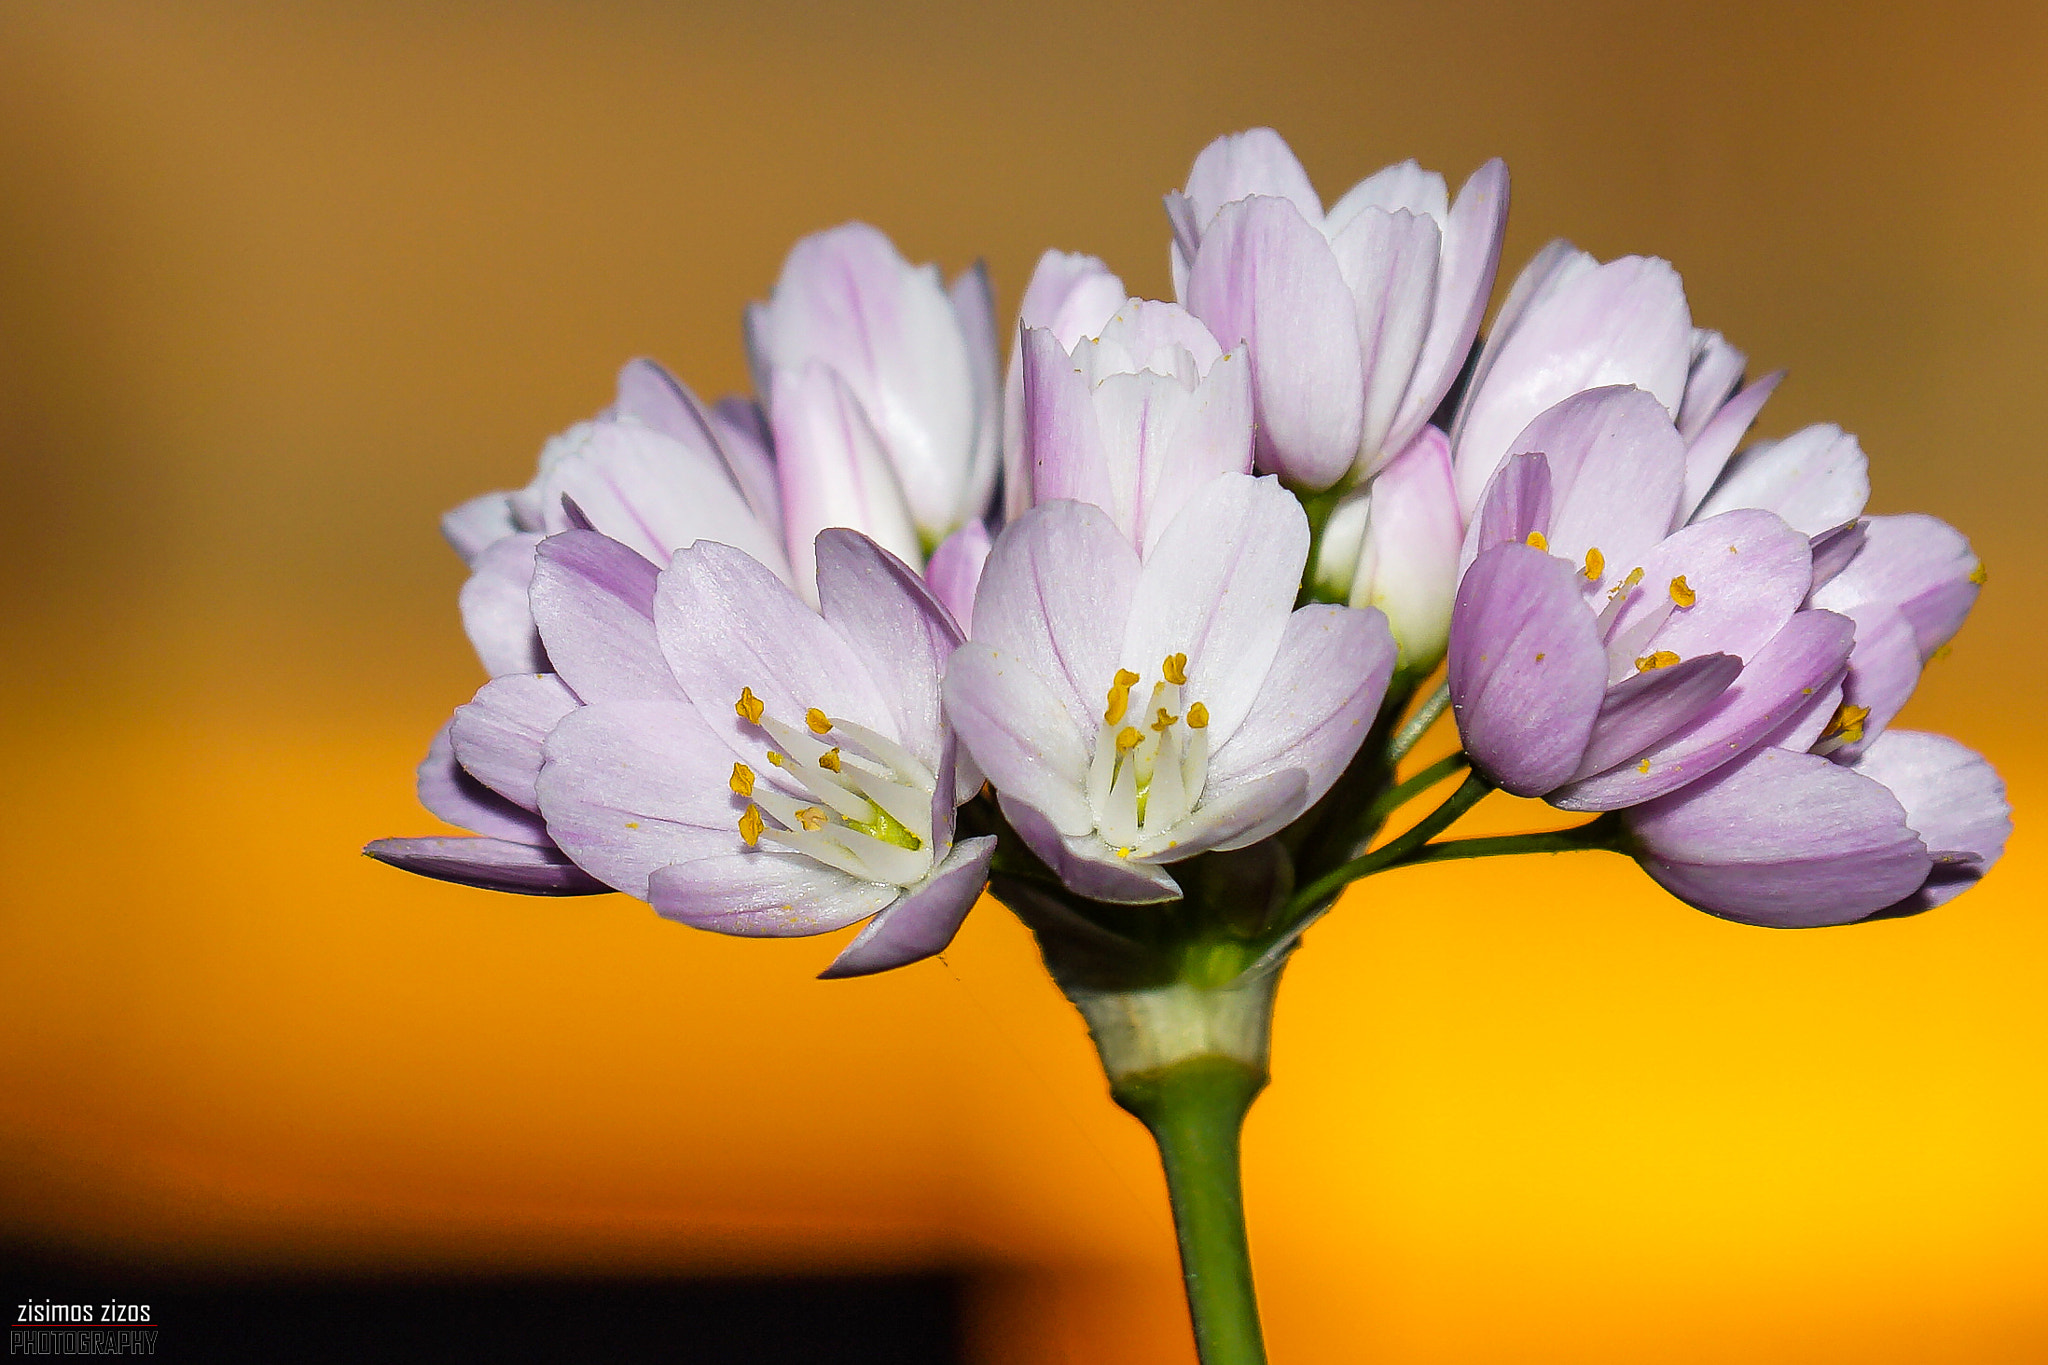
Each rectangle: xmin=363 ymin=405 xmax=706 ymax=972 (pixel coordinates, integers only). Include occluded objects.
xmin=648 ymin=852 xmax=895 ymax=937
xmin=1464 ymin=450 xmax=1555 ymax=572
xmin=1181 ymin=127 xmax=1322 ymax=235
xmin=1350 ymin=427 xmax=1464 ymax=668
xmin=536 ymin=698 xmax=753 ymax=900
xmin=818 ymin=835 xmax=997 ymax=978
xmin=1324 ymin=206 xmax=1439 ymax=468
xmin=1556 ymin=608 xmax=1855 ymax=810
xmin=530 ymin=530 xmax=680 ymax=705
xmin=949 ymin=260 xmax=1003 ymax=529
xmin=1206 ymin=604 xmax=1397 ymax=811
xmin=770 ymin=361 xmax=924 ymax=593
xmin=924 ymin=519 xmax=992 ymax=634
xmin=614 ymin=358 xmax=785 ymax=539
xmin=1447 ymin=542 xmax=1609 ymax=795
xmin=1851 ymin=730 xmax=2010 ymax=913
xmin=1625 ymin=746 xmax=1931 ymax=927
xmin=1123 ymin=473 xmax=1309 ymax=746
xmin=1134 ymin=769 xmax=1311 ymax=861
xmin=1679 ymin=369 xmax=1784 ymax=519
xmin=364 ymin=836 xmax=609 ymax=896
xmin=1451 ymin=255 xmax=1693 ymax=515
xmin=1185 ymin=196 xmax=1365 ymax=489
xmin=449 ymin=672 xmax=580 ymax=811
xmin=1694 ymin=423 xmax=1870 ymax=535
xmin=999 ymin=795 xmax=1182 ymax=904
xmin=969 ymin=498 xmax=1141 ymax=740
xmin=1829 ymin=600 xmax=1920 ymax=759
xmin=459 ymin=532 xmax=546 ymax=677
xmin=1570 ymin=652 xmax=1741 ymax=781
xmin=1602 ymin=508 xmax=1814 ymax=676
xmin=815 ymin=527 xmax=961 ymax=769
xmin=1387 ymin=157 xmax=1510 ymax=454
xmin=943 ymin=642 xmax=1094 ymax=835
xmin=1509 ymin=386 xmax=1687 ymax=594
xmin=1676 ymin=330 xmax=1748 ymax=442
xmin=1006 ymin=252 xmax=1127 ymax=519
xmin=1020 ymin=325 xmax=1115 ymax=515
xmin=1809 ymin=513 xmax=1981 ymax=659
xmin=442 ymin=492 xmax=518 ymax=566
xmin=416 ymin=723 xmax=550 ymax=844
xmin=1808 ymin=519 xmax=1866 ymax=590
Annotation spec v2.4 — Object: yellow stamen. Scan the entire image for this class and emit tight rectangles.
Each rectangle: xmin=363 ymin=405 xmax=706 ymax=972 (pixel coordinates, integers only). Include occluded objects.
xmin=1821 ymin=703 xmax=1870 ymax=744
xmin=794 ymin=806 xmax=828 ymax=832
xmin=1115 ymin=726 xmax=1144 ymax=752
xmin=1969 ymin=563 xmax=1987 ymax=586
xmin=1115 ymin=668 xmax=1141 ymax=688
xmin=805 ymin=707 xmax=832 ymax=734
xmin=729 ymin=763 xmax=755 ymax=797
xmin=735 ymin=687 xmax=764 ymax=725
xmin=818 ymin=748 xmax=842 ymax=772
xmin=738 ymin=804 xmax=765 ymax=847
xmin=1637 ymin=759 xmax=1652 ymax=774
xmin=1525 ymin=531 xmax=1549 ymax=551
xmin=1186 ymin=702 xmax=1210 ymax=729
xmin=765 ymin=751 xmax=785 ymax=767
xmin=1104 ymin=683 xmax=1131 ymax=726
xmin=1161 ymin=653 xmax=1188 ymax=686
xmin=1583 ymin=547 xmax=1605 ymax=581
xmin=1152 ymin=707 xmax=1180 ymax=733
xmin=1635 ymin=650 xmax=1681 ymax=672
xmin=1670 ymin=575 xmax=1697 ymax=608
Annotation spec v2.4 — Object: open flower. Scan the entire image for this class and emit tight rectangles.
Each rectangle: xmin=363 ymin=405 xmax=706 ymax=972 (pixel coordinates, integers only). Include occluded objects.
xmin=1168 ymin=127 xmax=1508 ymax=490
xmin=944 ymin=473 xmax=1396 ymax=903
xmin=748 ymin=223 xmax=1000 ymax=569
xmin=1448 ymin=386 xmax=1853 ymax=807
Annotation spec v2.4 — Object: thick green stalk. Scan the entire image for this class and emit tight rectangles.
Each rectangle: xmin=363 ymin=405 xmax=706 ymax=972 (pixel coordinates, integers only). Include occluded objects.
xmin=1072 ymin=972 xmax=1279 ymax=1365
xmin=1117 ymin=1058 xmax=1267 ymax=1365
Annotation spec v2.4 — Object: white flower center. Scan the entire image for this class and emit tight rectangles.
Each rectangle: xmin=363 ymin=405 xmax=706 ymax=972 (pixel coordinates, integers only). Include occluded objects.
xmin=729 ymin=687 xmax=936 ymax=886
xmin=1086 ymin=653 xmax=1211 ymax=855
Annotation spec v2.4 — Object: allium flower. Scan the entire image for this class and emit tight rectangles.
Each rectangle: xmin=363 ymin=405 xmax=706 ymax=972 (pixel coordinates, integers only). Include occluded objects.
xmin=944 ymin=473 xmax=1397 ymax=903
xmin=1017 ymin=299 xmax=1253 ymax=551
xmin=382 ymin=524 xmax=993 ymax=977
xmin=747 ymin=222 xmax=1000 ymax=573
xmin=442 ymin=358 xmax=789 ymax=675
xmin=1449 ymin=240 xmax=1781 ymax=520
xmin=1448 ymin=386 xmax=1853 ymax=807
xmin=1310 ymin=425 xmax=1463 ymax=671
xmin=1167 ymin=127 xmax=1508 ymax=490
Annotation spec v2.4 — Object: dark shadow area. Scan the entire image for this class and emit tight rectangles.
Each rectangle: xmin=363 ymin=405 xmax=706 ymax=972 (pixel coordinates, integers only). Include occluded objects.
xmin=3 ymin=1244 xmax=965 ymax=1363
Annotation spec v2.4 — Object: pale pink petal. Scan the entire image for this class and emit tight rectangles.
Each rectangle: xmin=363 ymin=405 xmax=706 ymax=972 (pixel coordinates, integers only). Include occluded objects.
xmin=818 ymin=835 xmax=996 ymax=977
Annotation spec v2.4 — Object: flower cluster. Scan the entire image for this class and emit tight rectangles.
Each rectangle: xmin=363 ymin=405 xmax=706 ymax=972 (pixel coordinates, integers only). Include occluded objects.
xmin=372 ymin=128 xmax=2008 ymax=976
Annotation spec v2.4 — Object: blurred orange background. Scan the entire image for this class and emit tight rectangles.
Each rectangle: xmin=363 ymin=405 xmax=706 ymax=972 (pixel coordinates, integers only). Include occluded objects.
xmin=2 ymin=1 xmax=2043 ymax=1359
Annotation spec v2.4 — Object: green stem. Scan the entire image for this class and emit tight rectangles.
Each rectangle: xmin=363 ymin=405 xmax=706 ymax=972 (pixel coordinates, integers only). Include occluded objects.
xmin=1363 ymin=750 xmax=1467 ymax=829
xmin=1115 ymin=1058 xmax=1268 ymax=1365
xmin=1283 ymin=771 xmax=1493 ymax=921
xmin=1398 ymin=819 xmax=1622 ymax=866
xmin=1386 ymin=680 xmax=1450 ymax=761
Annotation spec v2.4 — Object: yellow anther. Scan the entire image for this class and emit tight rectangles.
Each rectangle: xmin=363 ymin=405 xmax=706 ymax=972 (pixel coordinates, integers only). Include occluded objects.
xmin=765 ymin=751 xmax=785 ymax=767
xmin=1670 ymin=575 xmax=1697 ymax=608
xmin=1583 ymin=547 xmax=1605 ymax=581
xmin=1114 ymin=668 xmax=1141 ymax=688
xmin=1152 ymin=706 xmax=1180 ymax=733
xmin=1104 ymin=683 xmax=1131 ymax=726
xmin=1115 ymin=726 xmax=1144 ymax=752
xmin=729 ymin=763 xmax=755 ymax=797
xmin=1969 ymin=563 xmax=1988 ymax=586
xmin=818 ymin=748 xmax=842 ymax=772
xmin=1525 ymin=531 xmax=1549 ymax=551
xmin=1822 ymin=703 xmax=1870 ymax=743
xmin=1623 ymin=566 xmax=1644 ymax=587
xmin=1635 ymin=650 xmax=1681 ymax=672
xmin=1637 ymin=759 xmax=1651 ymax=774
xmin=1186 ymin=702 xmax=1210 ymax=729
xmin=805 ymin=707 xmax=832 ymax=734
xmin=794 ymin=806 xmax=828 ymax=832
xmin=735 ymin=687 xmax=765 ymax=725
xmin=1162 ymin=653 xmax=1188 ymax=686
xmin=738 ymin=804 xmax=765 ymax=847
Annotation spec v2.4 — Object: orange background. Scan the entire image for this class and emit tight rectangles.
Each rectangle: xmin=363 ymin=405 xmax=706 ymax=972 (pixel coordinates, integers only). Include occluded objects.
xmin=2 ymin=2 xmax=2043 ymax=1360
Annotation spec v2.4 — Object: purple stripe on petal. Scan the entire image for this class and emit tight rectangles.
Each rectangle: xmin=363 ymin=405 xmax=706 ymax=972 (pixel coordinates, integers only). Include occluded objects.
xmin=1625 ymin=746 xmax=1930 ymax=927
xmin=1556 ymin=608 xmax=1854 ymax=811
xmin=530 ymin=530 xmax=678 ymax=705
xmin=818 ymin=835 xmax=996 ymax=978
xmin=1447 ymin=542 xmax=1608 ymax=796
xmin=364 ymin=836 xmax=608 ymax=896
xmin=1571 ymin=652 xmax=1741 ymax=782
